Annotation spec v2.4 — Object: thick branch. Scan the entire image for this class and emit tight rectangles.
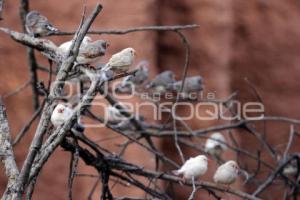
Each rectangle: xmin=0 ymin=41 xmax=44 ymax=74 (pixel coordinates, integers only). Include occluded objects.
xmin=12 ymin=3 xmax=103 ymax=197
xmin=0 ymin=98 xmax=19 ymax=200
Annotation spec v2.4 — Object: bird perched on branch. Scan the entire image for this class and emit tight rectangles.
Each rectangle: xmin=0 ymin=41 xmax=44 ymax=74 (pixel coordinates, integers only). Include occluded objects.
xmin=25 ymin=10 xmax=59 ymax=37
xmin=51 ymin=104 xmax=74 ymax=127
xmin=167 ymin=76 xmax=203 ymax=99
xmin=76 ymin=40 xmax=109 ymax=64
xmin=51 ymin=104 xmax=102 ymax=151
xmin=116 ymin=61 xmax=149 ymax=93
xmin=213 ymin=160 xmax=239 ymax=185
xmin=58 ymin=36 xmax=92 ymax=55
xmin=205 ymin=132 xmax=227 ymax=157
xmin=172 ymin=155 xmax=208 ymax=180
xmin=102 ymin=47 xmax=136 ymax=73
xmin=106 ymin=105 xmax=127 ymax=124
xmin=283 ymin=160 xmax=298 ymax=176
xmin=146 ymin=70 xmax=175 ymax=94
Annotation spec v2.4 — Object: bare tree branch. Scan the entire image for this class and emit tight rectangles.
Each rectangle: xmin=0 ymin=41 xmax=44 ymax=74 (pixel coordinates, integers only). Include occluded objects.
xmin=0 ymin=97 xmax=19 ymax=200
xmin=11 ymin=4 xmax=103 ymax=198
xmin=54 ymin=24 xmax=199 ymax=36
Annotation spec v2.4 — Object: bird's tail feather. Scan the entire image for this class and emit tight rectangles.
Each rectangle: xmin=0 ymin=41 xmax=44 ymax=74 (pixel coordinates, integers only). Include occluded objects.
xmin=46 ymin=24 xmax=59 ymax=32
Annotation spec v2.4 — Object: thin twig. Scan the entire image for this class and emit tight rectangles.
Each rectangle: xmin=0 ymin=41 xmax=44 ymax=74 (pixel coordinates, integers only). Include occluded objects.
xmin=3 ymin=80 xmax=31 ymax=99
xmin=13 ymin=101 xmax=45 ymax=146
xmin=54 ymin=24 xmax=199 ymax=36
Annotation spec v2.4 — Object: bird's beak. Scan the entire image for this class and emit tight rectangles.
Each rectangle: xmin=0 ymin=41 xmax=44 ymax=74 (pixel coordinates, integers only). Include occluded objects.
xmin=58 ymin=108 xmax=64 ymax=113
xmin=236 ymin=166 xmax=241 ymax=174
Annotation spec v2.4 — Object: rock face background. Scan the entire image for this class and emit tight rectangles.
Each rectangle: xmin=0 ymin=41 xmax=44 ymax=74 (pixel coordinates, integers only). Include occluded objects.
xmin=0 ymin=0 xmax=300 ymax=199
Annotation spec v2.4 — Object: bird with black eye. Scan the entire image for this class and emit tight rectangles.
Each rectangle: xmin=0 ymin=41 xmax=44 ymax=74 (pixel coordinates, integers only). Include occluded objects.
xmin=167 ymin=75 xmax=203 ymax=100
xmin=50 ymin=103 xmax=99 ymax=150
xmin=102 ymin=47 xmax=136 ymax=74
xmin=145 ymin=70 xmax=175 ymax=94
xmin=115 ymin=61 xmax=149 ymax=94
xmin=25 ymin=10 xmax=59 ymax=37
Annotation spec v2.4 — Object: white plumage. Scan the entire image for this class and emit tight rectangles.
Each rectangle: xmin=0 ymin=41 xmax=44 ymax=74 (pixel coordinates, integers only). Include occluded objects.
xmin=51 ymin=104 xmax=74 ymax=127
xmin=102 ymin=47 xmax=136 ymax=73
xmin=173 ymin=155 xmax=208 ymax=180
xmin=213 ymin=160 xmax=239 ymax=185
xmin=283 ymin=160 xmax=298 ymax=176
xmin=106 ymin=106 xmax=126 ymax=123
xmin=205 ymin=132 xmax=227 ymax=157
xmin=58 ymin=36 xmax=92 ymax=55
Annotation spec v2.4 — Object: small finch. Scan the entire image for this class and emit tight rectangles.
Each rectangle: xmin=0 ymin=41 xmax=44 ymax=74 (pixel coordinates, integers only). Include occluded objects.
xmin=213 ymin=160 xmax=240 ymax=185
xmin=102 ymin=47 xmax=136 ymax=73
xmin=167 ymin=76 xmax=203 ymax=99
xmin=51 ymin=103 xmax=85 ymax=136
xmin=116 ymin=61 xmax=149 ymax=93
xmin=106 ymin=105 xmax=127 ymax=124
xmin=25 ymin=10 xmax=59 ymax=37
xmin=205 ymin=132 xmax=227 ymax=157
xmin=172 ymin=155 xmax=208 ymax=180
xmin=283 ymin=160 xmax=298 ymax=176
xmin=51 ymin=104 xmax=73 ymax=127
xmin=58 ymin=36 xmax=92 ymax=55
xmin=76 ymin=40 xmax=109 ymax=64
xmin=146 ymin=70 xmax=175 ymax=94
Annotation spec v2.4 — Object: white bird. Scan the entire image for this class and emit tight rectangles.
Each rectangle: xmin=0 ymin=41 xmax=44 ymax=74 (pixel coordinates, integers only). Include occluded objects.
xmin=205 ymin=132 xmax=227 ymax=157
xmin=283 ymin=160 xmax=298 ymax=176
xmin=58 ymin=36 xmax=92 ymax=55
xmin=213 ymin=160 xmax=239 ymax=185
xmin=106 ymin=105 xmax=127 ymax=124
xmin=25 ymin=11 xmax=59 ymax=37
xmin=102 ymin=47 xmax=136 ymax=73
xmin=51 ymin=103 xmax=74 ymax=127
xmin=172 ymin=155 xmax=208 ymax=180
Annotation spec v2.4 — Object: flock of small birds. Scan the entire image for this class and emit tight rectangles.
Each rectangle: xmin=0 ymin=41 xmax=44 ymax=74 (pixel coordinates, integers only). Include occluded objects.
xmin=28 ymin=10 xmax=243 ymax=190
xmin=51 ymin=103 xmax=240 ymax=187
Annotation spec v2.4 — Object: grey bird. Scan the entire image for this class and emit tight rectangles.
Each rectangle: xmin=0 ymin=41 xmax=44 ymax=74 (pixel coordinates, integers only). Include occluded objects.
xmin=146 ymin=70 xmax=175 ymax=94
xmin=76 ymin=40 xmax=109 ymax=64
xmin=167 ymin=76 xmax=203 ymax=99
xmin=115 ymin=61 xmax=149 ymax=93
xmin=25 ymin=10 xmax=59 ymax=37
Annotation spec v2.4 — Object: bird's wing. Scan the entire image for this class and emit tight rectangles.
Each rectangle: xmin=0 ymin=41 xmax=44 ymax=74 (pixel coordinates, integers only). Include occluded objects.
xmin=205 ymin=139 xmax=217 ymax=149
xmin=180 ymin=157 xmax=196 ymax=171
xmin=58 ymin=41 xmax=72 ymax=52
xmin=109 ymin=54 xmax=131 ymax=67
